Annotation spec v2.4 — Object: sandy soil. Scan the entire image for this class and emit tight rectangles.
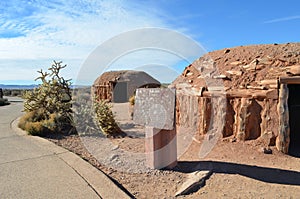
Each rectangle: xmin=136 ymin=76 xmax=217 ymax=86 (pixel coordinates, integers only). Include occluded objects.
xmin=45 ymin=102 xmax=300 ymax=199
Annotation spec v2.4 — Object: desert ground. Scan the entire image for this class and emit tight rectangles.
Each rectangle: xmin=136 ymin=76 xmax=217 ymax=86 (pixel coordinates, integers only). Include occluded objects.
xmin=46 ymin=102 xmax=300 ymax=199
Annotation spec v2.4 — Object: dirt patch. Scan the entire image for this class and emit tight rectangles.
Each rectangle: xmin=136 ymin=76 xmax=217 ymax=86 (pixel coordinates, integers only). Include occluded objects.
xmin=46 ymin=133 xmax=300 ymax=198
xmin=45 ymin=100 xmax=300 ymax=198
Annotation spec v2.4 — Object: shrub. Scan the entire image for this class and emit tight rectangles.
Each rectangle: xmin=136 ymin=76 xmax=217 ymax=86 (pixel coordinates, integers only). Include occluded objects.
xmin=20 ymin=61 xmax=74 ymax=136
xmin=129 ymin=95 xmax=135 ymax=106
xmin=93 ymin=97 xmax=123 ymax=137
xmin=24 ymin=121 xmax=45 ymax=136
xmin=0 ymin=98 xmax=10 ymax=106
xmin=18 ymin=110 xmax=48 ymax=135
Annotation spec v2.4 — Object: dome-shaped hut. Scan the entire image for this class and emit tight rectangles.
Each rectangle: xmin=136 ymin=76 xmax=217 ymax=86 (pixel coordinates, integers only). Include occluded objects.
xmin=171 ymin=42 xmax=300 ymax=155
xmin=92 ymin=70 xmax=161 ymax=103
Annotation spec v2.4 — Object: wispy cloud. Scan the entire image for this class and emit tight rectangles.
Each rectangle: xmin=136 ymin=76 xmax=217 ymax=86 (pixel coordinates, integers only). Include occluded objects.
xmin=0 ymin=0 xmax=177 ymax=83
xmin=263 ymin=15 xmax=300 ymax=24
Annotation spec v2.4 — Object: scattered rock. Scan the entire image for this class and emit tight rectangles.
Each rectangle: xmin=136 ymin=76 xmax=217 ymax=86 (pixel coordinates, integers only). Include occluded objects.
xmin=261 ymin=147 xmax=272 ymax=154
xmin=110 ymin=154 xmax=119 ymax=161
xmin=246 ymin=85 xmax=266 ymax=90
xmin=175 ymin=170 xmax=212 ymax=197
xmin=230 ymin=61 xmax=244 ymax=66
xmin=226 ymin=70 xmax=243 ymax=76
xmin=212 ymin=74 xmax=229 ymax=79
xmin=258 ymin=79 xmax=278 ymax=86
xmin=287 ymin=65 xmax=300 ymax=76
xmin=111 ymin=145 xmax=119 ymax=151
xmin=242 ymin=59 xmax=259 ymax=71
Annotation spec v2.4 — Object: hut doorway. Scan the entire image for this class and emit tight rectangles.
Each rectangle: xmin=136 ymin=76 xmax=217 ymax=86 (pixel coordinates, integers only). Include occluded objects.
xmin=288 ymin=84 xmax=300 ymax=157
xmin=113 ymin=82 xmax=128 ymax=103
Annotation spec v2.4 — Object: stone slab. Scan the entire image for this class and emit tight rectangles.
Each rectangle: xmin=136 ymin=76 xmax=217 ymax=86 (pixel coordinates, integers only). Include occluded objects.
xmin=175 ymin=170 xmax=212 ymax=197
xmin=133 ymin=88 xmax=175 ymax=130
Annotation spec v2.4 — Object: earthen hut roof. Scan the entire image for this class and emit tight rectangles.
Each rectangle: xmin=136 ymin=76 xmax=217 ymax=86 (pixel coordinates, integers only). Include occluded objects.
xmin=171 ymin=42 xmax=300 ymax=97
xmin=93 ymin=70 xmax=160 ymax=86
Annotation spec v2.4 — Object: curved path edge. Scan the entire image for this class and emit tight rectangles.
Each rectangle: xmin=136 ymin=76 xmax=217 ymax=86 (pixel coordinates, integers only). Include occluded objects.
xmin=11 ymin=117 xmax=132 ymax=199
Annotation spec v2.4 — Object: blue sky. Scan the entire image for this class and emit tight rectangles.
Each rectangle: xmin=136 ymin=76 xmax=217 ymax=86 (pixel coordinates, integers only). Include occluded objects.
xmin=0 ymin=0 xmax=299 ymax=85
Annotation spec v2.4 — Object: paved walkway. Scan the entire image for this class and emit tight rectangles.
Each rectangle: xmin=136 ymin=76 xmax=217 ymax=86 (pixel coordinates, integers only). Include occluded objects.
xmin=0 ymin=97 xmax=130 ymax=199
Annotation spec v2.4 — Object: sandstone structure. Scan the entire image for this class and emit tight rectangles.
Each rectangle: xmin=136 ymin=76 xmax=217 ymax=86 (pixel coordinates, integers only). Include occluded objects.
xmin=170 ymin=43 xmax=300 ymax=155
xmin=92 ymin=70 xmax=160 ymax=103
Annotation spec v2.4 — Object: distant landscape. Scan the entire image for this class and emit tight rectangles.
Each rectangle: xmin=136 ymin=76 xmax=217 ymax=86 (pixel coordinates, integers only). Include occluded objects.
xmin=0 ymin=84 xmax=38 ymax=90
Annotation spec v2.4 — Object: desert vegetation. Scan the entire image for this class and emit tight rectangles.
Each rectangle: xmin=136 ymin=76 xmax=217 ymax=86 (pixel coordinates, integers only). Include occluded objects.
xmin=0 ymin=89 xmax=9 ymax=106
xmin=18 ymin=61 xmax=74 ymax=136
xmin=0 ymin=98 xmax=10 ymax=106
xmin=93 ymin=97 xmax=123 ymax=137
xmin=3 ymin=89 xmax=27 ymax=97
xmin=72 ymin=89 xmax=124 ymax=137
xmin=18 ymin=60 xmax=123 ymax=137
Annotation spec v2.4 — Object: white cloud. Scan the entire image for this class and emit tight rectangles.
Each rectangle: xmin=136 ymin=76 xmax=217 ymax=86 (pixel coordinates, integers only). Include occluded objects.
xmin=0 ymin=0 xmax=197 ymax=84
xmin=263 ymin=15 xmax=300 ymax=24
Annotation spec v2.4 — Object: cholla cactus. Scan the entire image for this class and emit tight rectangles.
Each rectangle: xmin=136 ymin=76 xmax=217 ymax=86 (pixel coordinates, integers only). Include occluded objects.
xmin=21 ymin=61 xmax=73 ymax=134
xmin=93 ymin=96 xmax=123 ymax=137
xmin=23 ymin=61 xmax=72 ymax=117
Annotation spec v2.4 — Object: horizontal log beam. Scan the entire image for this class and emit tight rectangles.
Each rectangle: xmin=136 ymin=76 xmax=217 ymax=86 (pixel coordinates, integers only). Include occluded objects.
xmin=279 ymin=77 xmax=300 ymax=84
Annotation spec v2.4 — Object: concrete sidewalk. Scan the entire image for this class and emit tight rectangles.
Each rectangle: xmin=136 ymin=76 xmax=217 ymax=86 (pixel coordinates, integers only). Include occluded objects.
xmin=0 ymin=98 xmax=131 ymax=199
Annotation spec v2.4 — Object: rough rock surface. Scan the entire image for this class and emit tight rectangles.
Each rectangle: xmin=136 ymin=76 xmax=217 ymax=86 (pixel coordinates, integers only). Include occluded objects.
xmin=172 ymin=42 xmax=300 ymax=91
xmin=171 ymin=43 xmax=300 ymax=149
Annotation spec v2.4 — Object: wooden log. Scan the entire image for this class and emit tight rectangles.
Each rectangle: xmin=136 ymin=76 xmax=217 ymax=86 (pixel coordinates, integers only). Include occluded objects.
xmin=287 ymin=65 xmax=300 ymax=76
xmin=233 ymin=98 xmax=241 ymax=138
xmin=230 ymin=61 xmax=244 ymax=66
xmin=212 ymin=75 xmax=228 ymax=79
xmin=237 ymin=98 xmax=251 ymax=141
xmin=276 ymin=84 xmax=290 ymax=153
xmin=259 ymin=79 xmax=278 ymax=86
xmin=279 ymin=77 xmax=300 ymax=84
xmin=246 ymin=85 xmax=266 ymax=90
xmin=226 ymin=90 xmax=252 ymax=98
xmin=260 ymin=99 xmax=269 ymax=137
xmin=251 ymin=90 xmax=268 ymax=99
xmin=198 ymin=97 xmax=211 ymax=135
xmin=226 ymin=70 xmax=243 ymax=76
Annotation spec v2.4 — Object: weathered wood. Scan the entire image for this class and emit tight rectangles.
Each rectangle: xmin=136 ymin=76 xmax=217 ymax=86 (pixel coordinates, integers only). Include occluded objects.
xmin=251 ymin=90 xmax=268 ymax=99
xmin=230 ymin=61 xmax=244 ymax=66
xmin=260 ymin=99 xmax=269 ymax=138
xmin=237 ymin=98 xmax=251 ymax=141
xmin=246 ymin=85 xmax=266 ymax=90
xmin=279 ymin=77 xmax=300 ymax=84
xmin=198 ymin=97 xmax=211 ymax=135
xmin=258 ymin=79 xmax=278 ymax=86
xmin=233 ymin=98 xmax=241 ymax=138
xmin=287 ymin=65 xmax=300 ymax=76
xmin=276 ymin=84 xmax=290 ymax=153
xmin=212 ymin=75 xmax=228 ymax=79
xmin=226 ymin=90 xmax=252 ymax=98
xmin=226 ymin=70 xmax=243 ymax=76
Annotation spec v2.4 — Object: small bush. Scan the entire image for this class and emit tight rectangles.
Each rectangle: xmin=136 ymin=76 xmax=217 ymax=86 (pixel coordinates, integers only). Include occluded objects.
xmin=20 ymin=61 xmax=74 ymax=136
xmin=129 ymin=95 xmax=135 ymax=106
xmin=18 ymin=111 xmax=48 ymax=135
xmin=24 ymin=121 xmax=45 ymax=136
xmin=93 ymin=97 xmax=124 ymax=137
xmin=0 ymin=98 xmax=10 ymax=106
